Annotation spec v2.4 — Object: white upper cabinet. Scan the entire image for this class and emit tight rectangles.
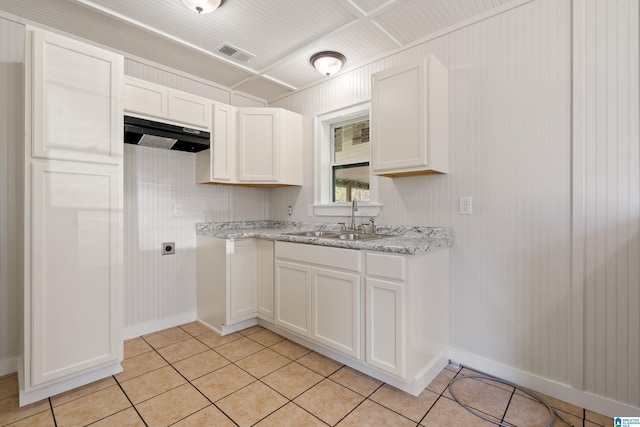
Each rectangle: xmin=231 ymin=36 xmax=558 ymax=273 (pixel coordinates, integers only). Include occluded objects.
xmin=196 ymin=102 xmax=237 ymax=184
xmin=237 ymin=108 xmax=302 ymax=186
xmin=371 ymin=54 xmax=449 ymax=177
xmin=30 ymin=29 xmax=123 ymax=165
xmin=123 ymin=77 xmax=167 ymax=118
xmin=123 ymin=76 xmax=210 ymax=129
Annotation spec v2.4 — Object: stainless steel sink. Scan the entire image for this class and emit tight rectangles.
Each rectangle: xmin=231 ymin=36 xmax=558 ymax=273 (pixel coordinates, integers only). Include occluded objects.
xmin=284 ymin=230 xmax=393 ymax=241
xmin=329 ymin=232 xmax=393 ymax=241
xmin=284 ymin=230 xmax=340 ymax=237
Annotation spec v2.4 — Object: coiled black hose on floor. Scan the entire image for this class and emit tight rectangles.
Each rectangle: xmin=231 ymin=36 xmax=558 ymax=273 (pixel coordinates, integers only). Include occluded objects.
xmin=448 ymin=373 xmax=573 ymax=427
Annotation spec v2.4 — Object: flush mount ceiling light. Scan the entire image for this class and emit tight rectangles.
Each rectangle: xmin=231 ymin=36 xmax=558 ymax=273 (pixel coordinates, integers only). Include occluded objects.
xmin=181 ymin=0 xmax=223 ymax=14
xmin=310 ymin=51 xmax=347 ymax=76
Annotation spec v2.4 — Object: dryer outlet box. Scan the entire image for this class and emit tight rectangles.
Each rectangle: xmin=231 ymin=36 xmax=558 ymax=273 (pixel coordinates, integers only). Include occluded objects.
xmin=162 ymin=242 xmax=175 ymax=255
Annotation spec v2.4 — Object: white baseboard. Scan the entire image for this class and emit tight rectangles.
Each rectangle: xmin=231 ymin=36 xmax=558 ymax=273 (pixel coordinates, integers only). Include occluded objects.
xmin=19 ymin=362 xmax=122 ymax=406
xmin=258 ymin=319 xmax=447 ymax=397
xmin=0 ymin=357 xmax=18 ymax=376
xmin=449 ymin=347 xmax=640 ymax=418
xmin=123 ymin=311 xmax=197 ymax=340
xmin=221 ymin=318 xmax=259 ymax=335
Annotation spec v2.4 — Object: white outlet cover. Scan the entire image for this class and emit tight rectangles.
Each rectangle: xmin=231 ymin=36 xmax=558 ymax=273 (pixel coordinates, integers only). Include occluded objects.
xmin=459 ymin=196 xmax=472 ymax=215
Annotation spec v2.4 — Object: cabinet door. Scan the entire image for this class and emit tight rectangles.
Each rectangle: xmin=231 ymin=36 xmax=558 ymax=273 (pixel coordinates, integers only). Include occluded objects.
xmin=123 ymin=77 xmax=168 ymax=118
xmin=237 ymin=109 xmax=278 ymax=182
xmin=227 ymin=240 xmax=257 ymax=323
xmin=30 ymin=29 xmax=123 ymax=165
xmin=168 ymin=90 xmax=210 ymax=129
xmin=365 ymin=278 xmax=405 ymax=378
xmin=257 ymin=240 xmax=274 ymax=320
xmin=29 ymin=161 xmax=122 ymax=387
xmin=312 ymin=268 xmax=361 ymax=359
xmin=198 ymin=102 xmax=236 ymax=183
xmin=275 ymin=260 xmax=311 ymax=337
xmin=371 ymin=59 xmax=426 ymax=173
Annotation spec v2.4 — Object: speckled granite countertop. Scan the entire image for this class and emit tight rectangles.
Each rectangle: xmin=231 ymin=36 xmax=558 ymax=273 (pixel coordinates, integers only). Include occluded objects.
xmin=196 ymin=221 xmax=452 ymax=255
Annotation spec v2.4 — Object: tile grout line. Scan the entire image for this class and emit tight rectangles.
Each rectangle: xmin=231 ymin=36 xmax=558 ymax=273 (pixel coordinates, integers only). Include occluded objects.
xmin=48 ymin=397 xmax=58 ymax=427
xmin=147 ymin=329 xmax=240 ymax=426
xmin=112 ymin=375 xmax=149 ymax=426
xmin=448 ymin=371 xmax=518 ymax=425
xmin=417 ymin=393 xmax=445 ymax=426
xmin=500 ymin=387 xmax=517 ymax=425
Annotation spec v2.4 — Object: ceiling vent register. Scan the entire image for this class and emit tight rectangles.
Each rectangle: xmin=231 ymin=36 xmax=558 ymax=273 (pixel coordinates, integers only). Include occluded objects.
xmin=217 ymin=43 xmax=255 ymax=63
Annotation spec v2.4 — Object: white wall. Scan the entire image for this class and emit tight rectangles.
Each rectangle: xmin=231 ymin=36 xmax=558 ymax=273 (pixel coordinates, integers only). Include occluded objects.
xmin=0 ymin=16 xmax=24 ymax=375
xmin=573 ymin=0 xmax=640 ymax=408
xmin=122 ymin=60 xmax=268 ymax=337
xmin=268 ymin=0 xmax=639 ymax=415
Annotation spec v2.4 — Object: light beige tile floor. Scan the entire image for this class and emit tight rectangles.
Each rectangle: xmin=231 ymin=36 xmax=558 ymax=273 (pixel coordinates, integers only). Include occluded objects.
xmin=0 ymin=322 xmax=615 ymax=426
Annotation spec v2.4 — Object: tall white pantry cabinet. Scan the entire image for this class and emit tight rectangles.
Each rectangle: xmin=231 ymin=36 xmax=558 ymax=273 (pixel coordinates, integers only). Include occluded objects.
xmin=20 ymin=28 xmax=124 ymax=405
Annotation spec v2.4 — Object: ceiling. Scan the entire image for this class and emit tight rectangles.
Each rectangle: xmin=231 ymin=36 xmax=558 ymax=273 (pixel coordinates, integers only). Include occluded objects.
xmin=0 ymin=0 xmax=517 ymax=102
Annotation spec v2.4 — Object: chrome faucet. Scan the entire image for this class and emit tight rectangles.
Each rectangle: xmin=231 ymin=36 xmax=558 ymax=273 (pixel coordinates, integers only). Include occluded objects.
xmin=369 ymin=217 xmax=376 ymax=234
xmin=350 ymin=199 xmax=358 ymax=230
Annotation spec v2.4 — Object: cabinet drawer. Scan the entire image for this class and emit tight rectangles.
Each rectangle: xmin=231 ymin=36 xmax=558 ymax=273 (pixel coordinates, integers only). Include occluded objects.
xmin=366 ymin=252 xmax=405 ymax=281
xmin=275 ymin=241 xmax=361 ymax=272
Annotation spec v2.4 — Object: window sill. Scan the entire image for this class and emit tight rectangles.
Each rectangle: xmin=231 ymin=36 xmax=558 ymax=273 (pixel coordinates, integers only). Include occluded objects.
xmin=309 ymin=203 xmax=382 ymax=218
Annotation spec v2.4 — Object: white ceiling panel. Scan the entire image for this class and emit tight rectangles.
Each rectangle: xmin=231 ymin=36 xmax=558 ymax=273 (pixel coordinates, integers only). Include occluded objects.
xmin=374 ymin=0 xmax=515 ymax=45
xmin=349 ymin=0 xmax=399 ymax=15
xmin=266 ymin=20 xmax=400 ymax=88
xmin=81 ymin=0 xmax=358 ymax=70
xmin=0 ymin=0 xmax=520 ymax=101
xmin=233 ymin=76 xmax=298 ymax=102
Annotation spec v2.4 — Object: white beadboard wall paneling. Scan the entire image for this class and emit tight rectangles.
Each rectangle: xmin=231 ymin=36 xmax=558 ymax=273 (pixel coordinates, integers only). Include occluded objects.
xmin=447 ymin=0 xmax=571 ymax=383
xmin=230 ymin=187 xmax=268 ymax=221
xmin=124 ymin=58 xmax=266 ymax=107
xmin=269 ymin=0 xmax=575 ymax=394
xmin=123 ymin=144 xmax=231 ymax=335
xmin=0 ymin=17 xmax=24 ymax=373
xmin=575 ymin=0 xmax=640 ymax=407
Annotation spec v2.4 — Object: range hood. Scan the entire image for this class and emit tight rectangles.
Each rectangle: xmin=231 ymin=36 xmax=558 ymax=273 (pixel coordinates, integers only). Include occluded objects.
xmin=124 ymin=116 xmax=210 ymax=153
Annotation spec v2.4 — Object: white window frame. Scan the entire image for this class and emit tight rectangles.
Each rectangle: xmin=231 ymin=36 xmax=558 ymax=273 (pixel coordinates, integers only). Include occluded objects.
xmin=311 ymin=102 xmax=381 ymax=217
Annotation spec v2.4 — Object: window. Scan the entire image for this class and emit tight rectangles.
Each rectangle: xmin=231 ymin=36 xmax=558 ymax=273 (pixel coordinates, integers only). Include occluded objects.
xmin=312 ymin=102 xmax=381 ymax=217
xmin=331 ymin=117 xmax=370 ymax=202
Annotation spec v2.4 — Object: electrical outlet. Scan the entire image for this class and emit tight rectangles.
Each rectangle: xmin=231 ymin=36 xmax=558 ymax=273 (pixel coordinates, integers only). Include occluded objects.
xmin=459 ymin=196 xmax=472 ymax=215
xmin=288 ymin=205 xmax=292 ymax=215
xmin=162 ymin=242 xmax=175 ymax=255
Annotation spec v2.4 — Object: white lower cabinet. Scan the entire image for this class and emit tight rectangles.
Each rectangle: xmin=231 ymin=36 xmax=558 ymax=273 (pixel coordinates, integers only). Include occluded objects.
xmin=257 ymin=239 xmax=275 ymax=321
xmin=197 ymin=237 xmax=449 ymax=394
xmin=196 ymin=237 xmax=260 ymax=332
xmin=228 ymin=239 xmax=257 ymax=323
xmin=275 ymin=242 xmax=362 ymax=360
xmin=365 ymin=249 xmax=450 ymax=381
xmin=274 ymin=260 xmax=312 ymax=337
xmin=365 ymin=278 xmax=405 ymax=377
xmin=28 ymin=161 xmax=122 ymax=388
xmin=312 ymin=268 xmax=361 ymax=359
